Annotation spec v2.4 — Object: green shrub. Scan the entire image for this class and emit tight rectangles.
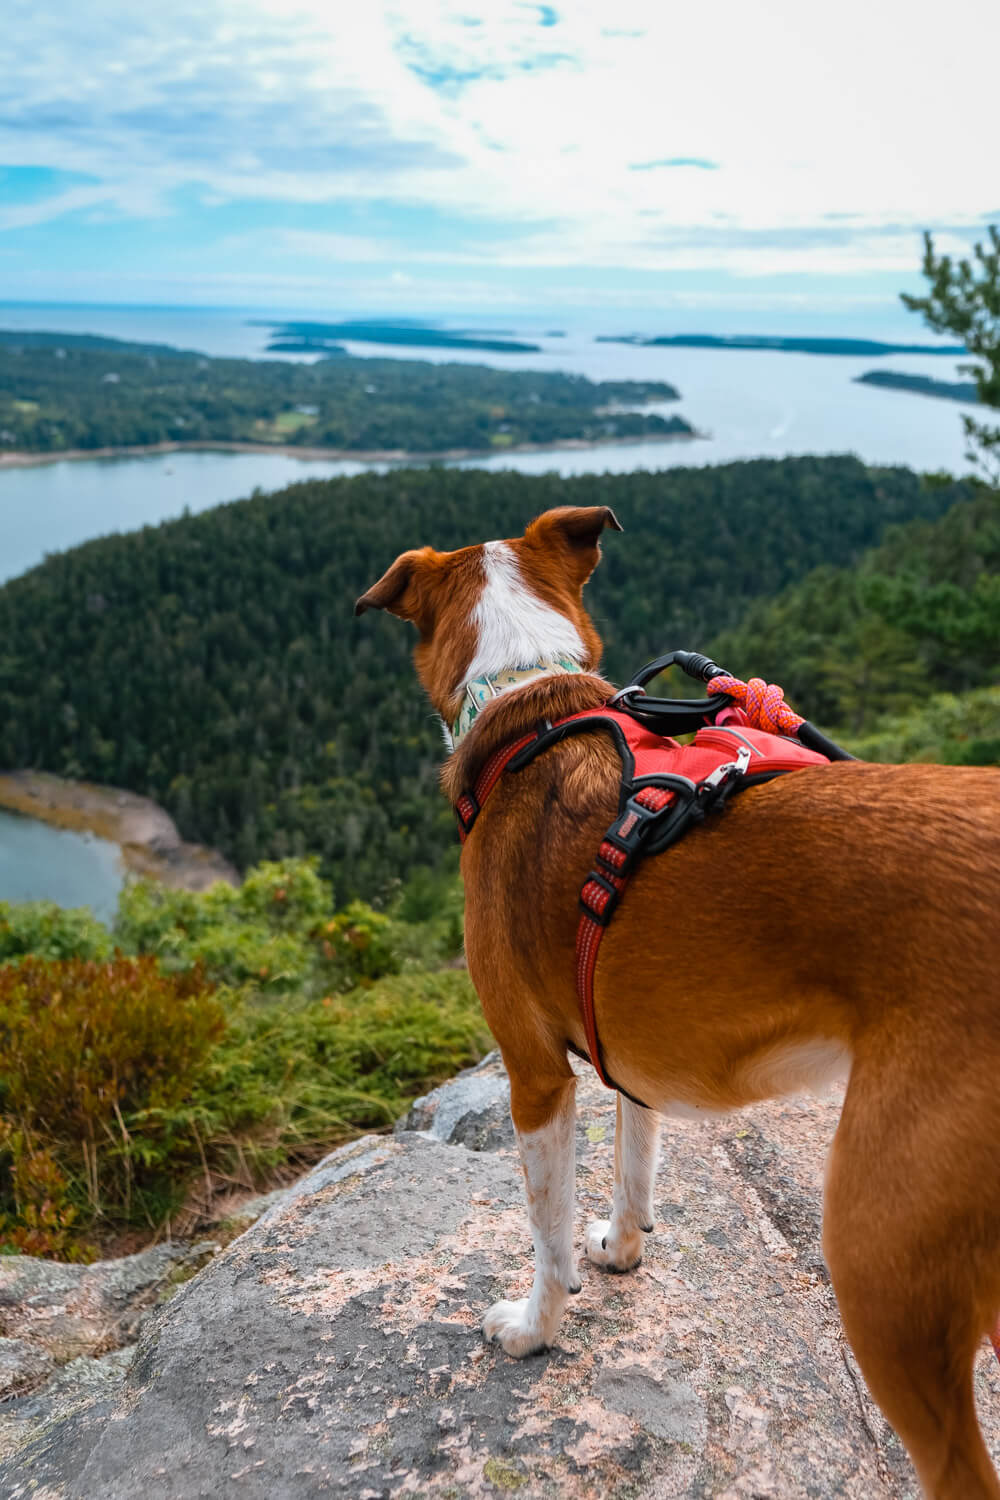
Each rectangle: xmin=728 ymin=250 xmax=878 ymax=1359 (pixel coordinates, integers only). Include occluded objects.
xmin=0 ymin=901 xmax=113 ymax=963
xmin=193 ymin=970 xmax=490 ymax=1164
xmin=0 ymin=956 xmax=224 ymax=1256
xmin=315 ymin=900 xmax=399 ymax=990
xmin=846 ymin=685 xmax=1000 ymax=765
xmin=114 ymin=858 xmax=400 ymax=993
xmin=0 ymin=952 xmax=489 ymax=1258
xmin=236 ymin=858 xmax=332 ymax=927
xmin=389 ymin=863 xmax=465 ymax=966
xmin=0 ymin=860 xmax=484 ymax=1259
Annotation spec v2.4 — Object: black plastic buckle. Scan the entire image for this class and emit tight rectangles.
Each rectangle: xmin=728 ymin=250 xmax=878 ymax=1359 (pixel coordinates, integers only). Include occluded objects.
xmin=455 ymin=790 xmax=480 ymax=836
xmin=598 ymin=793 xmax=667 ymax=874
xmin=579 ymin=870 xmax=621 ymax=926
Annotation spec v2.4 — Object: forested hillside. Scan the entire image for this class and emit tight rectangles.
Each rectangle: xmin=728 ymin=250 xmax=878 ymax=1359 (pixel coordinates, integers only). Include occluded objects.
xmin=0 ymin=456 xmax=973 ymax=903
xmin=710 ymin=481 xmax=1000 ymax=734
xmin=0 ymin=333 xmax=687 ymax=454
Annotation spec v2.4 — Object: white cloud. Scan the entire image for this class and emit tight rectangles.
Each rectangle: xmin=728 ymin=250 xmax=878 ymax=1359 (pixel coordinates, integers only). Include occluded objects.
xmin=0 ymin=183 xmax=122 ymax=231
xmin=1 ymin=0 xmax=998 ymax=277
xmin=216 ymin=222 xmax=984 ymax=281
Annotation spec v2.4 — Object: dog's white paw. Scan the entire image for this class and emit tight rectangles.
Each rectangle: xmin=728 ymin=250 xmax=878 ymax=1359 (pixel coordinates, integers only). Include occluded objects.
xmin=585 ymin=1218 xmax=643 ymax=1273
xmin=482 ymin=1299 xmax=551 ymax=1357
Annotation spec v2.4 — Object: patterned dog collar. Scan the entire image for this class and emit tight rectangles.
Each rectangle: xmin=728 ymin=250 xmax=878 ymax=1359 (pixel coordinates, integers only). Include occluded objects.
xmin=452 ymin=657 xmax=584 ymax=746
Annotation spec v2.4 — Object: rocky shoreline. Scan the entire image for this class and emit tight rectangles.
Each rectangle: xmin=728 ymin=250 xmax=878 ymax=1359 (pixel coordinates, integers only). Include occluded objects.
xmin=0 ymin=429 xmax=699 ymax=471
xmin=5 ymin=1053 xmax=997 ymax=1497
xmin=0 ymin=770 xmax=237 ymax=892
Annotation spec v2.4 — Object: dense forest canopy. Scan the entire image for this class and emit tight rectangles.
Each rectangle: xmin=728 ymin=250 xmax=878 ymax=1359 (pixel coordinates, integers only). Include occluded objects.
xmin=712 ymin=483 xmax=1000 ymax=731
xmin=0 ymin=456 xmax=978 ymax=904
xmin=0 ymin=333 xmax=687 ymax=455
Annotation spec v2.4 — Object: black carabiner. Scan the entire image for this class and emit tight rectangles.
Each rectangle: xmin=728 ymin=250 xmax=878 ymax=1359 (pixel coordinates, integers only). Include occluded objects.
xmin=608 ymin=649 xmax=734 ymax=734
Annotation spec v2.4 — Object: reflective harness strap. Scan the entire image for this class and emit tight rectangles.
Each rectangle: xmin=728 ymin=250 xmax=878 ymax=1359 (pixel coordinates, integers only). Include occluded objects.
xmin=575 ymin=784 xmax=676 ymax=1088
xmin=454 ymin=732 xmax=537 ymax=843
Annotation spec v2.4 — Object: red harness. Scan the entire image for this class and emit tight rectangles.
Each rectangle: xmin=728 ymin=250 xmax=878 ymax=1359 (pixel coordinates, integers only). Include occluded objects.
xmin=456 ymin=704 xmax=829 ymax=1093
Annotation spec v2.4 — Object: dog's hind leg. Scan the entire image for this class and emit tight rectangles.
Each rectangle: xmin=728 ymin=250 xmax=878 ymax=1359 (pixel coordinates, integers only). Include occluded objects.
xmin=483 ymin=1063 xmax=579 ymax=1356
xmin=824 ymin=1066 xmax=1000 ymax=1499
xmin=585 ymin=1094 xmax=661 ymax=1273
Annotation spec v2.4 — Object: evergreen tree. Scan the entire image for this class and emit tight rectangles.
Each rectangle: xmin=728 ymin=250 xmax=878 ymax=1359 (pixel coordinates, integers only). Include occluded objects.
xmin=902 ymin=227 xmax=1000 ymax=483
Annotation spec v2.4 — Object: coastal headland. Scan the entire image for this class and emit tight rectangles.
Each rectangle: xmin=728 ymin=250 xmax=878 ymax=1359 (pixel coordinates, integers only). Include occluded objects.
xmin=0 ymin=771 xmax=238 ymax=890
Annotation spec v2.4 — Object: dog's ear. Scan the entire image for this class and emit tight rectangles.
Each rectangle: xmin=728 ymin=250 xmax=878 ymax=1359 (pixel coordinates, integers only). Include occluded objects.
xmin=355 ymin=549 xmax=429 ymax=622
xmin=524 ymin=505 xmax=623 ymax=585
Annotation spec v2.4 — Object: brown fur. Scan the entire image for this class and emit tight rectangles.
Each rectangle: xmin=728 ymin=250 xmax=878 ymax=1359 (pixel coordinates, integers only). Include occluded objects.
xmin=358 ymin=507 xmax=1000 ymax=1499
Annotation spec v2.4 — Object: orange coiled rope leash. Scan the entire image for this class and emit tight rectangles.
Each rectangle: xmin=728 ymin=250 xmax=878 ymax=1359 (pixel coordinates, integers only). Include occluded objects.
xmin=706 ymin=673 xmax=805 ymax=736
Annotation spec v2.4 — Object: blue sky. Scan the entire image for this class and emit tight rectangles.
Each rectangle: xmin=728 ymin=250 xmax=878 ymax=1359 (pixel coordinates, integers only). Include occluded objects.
xmin=2 ymin=0 xmax=998 ymax=330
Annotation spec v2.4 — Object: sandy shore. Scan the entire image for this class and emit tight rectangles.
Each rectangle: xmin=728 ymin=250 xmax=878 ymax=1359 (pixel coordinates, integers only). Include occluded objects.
xmin=0 ymin=770 xmax=238 ymax=891
xmin=0 ymin=430 xmax=699 ymax=470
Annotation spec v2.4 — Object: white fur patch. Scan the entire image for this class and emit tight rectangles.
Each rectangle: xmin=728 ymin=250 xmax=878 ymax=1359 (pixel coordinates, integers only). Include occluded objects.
xmin=483 ymin=1091 xmax=579 ymax=1356
xmin=649 ymin=1039 xmax=852 ymax=1118
xmin=463 ymin=541 xmax=585 ymax=688
xmin=586 ymin=1096 xmax=660 ymax=1271
xmin=740 ymin=1038 xmax=851 ymax=1100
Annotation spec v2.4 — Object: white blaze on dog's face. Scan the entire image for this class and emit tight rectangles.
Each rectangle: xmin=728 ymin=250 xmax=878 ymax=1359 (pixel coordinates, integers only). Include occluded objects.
xmin=355 ymin=505 xmax=622 ymax=735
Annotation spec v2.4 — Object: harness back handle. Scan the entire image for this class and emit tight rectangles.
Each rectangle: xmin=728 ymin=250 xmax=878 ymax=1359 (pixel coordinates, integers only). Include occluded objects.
xmin=613 ymin=649 xmax=855 ymax=761
xmin=608 ymin=649 xmax=733 ymax=735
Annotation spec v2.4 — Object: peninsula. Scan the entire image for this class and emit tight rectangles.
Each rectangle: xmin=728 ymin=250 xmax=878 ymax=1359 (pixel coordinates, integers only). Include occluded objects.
xmin=0 ymin=330 xmax=689 ymax=456
xmin=0 ymin=770 xmax=237 ymax=890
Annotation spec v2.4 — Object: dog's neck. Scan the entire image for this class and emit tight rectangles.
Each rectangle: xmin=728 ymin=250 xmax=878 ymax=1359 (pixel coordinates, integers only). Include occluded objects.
xmin=451 ymin=657 xmax=585 ymax=747
xmin=441 ymin=670 xmax=617 ymax=804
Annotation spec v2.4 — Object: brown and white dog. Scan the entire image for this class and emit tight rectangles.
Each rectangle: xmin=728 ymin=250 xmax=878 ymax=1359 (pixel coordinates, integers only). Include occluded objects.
xmin=357 ymin=505 xmax=1000 ymax=1500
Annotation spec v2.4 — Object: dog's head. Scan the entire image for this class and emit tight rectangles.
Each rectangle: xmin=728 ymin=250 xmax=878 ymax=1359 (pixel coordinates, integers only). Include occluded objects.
xmin=355 ymin=505 xmax=622 ymax=735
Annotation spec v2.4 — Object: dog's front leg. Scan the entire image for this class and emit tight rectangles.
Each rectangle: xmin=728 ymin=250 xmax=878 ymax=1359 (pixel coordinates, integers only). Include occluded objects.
xmin=484 ymin=1071 xmax=579 ymax=1357
xmin=586 ymin=1093 xmax=660 ymax=1271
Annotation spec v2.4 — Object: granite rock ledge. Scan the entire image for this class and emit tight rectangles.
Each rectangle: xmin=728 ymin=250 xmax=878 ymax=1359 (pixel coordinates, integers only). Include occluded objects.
xmin=2 ymin=1055 xmax=998 ymax=1498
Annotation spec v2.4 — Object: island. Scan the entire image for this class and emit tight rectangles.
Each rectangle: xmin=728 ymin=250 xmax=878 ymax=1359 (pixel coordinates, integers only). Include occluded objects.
xmin=854 ymin=370 xmax=980 ymax=403
xmin=596 ymin=333 xmax=967 ymax=357
xmin=0 ymin=330 xmax=693 ymax=458
xmin=253 ymin=319 xmax=543 ymax=356
xmin=265 ymin=338 xmax=348 ymax=356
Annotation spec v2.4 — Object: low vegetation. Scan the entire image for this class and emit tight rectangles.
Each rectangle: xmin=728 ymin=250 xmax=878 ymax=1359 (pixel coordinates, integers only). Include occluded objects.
xmin=0 ymin=859 xmax=487 ymax=1261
